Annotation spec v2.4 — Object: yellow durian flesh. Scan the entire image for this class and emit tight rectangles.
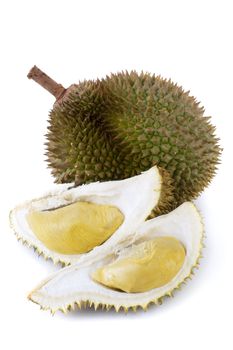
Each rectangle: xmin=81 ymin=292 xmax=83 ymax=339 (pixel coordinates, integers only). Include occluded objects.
xmin=92 ymin=236 xmax=186 ymax=293
xmin=26 ymin=201 xmax=124 ymax=255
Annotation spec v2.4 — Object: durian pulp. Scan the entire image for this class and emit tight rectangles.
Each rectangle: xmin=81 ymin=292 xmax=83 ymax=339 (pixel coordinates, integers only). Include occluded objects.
xmin=92 ymin=236 xmax=186 ymax=293
xmin=26 ymin=201 xmax=124 ymax=255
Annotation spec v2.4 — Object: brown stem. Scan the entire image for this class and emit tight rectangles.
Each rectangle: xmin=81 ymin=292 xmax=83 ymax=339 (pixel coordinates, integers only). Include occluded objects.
xmin=27 ymin=66 xmax=66 ymax=100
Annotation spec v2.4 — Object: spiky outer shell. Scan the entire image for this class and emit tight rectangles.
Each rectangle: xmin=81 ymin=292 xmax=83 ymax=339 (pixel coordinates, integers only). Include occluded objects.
xmin=46 ymin=80 xmax=124 ymax=184
xmin=46 ymin=71 xmax=221 ymax=209
xmin=151 ymin=167 xmax=174 ymax=217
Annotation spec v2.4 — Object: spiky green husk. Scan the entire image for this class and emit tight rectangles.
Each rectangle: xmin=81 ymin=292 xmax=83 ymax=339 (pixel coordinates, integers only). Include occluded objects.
xmin=46 ymin=80 xmax=124 ymax=185
xmin=46 ymin=71 xmax=221 ymax=209
xmin=152 ymin=167 xmax=174 ymax=217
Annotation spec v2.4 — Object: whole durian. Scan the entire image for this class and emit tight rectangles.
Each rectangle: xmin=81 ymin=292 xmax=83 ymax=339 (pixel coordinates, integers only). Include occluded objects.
xmin=28 ymin=66 xmax=221 ymax=211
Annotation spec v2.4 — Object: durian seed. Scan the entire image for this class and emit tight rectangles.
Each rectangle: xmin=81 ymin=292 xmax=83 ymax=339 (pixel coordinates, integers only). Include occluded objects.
xmin=92 ymin=236 xmax=186 ymax=293
xmin=26 ymin=201 xmax=124 ymax=255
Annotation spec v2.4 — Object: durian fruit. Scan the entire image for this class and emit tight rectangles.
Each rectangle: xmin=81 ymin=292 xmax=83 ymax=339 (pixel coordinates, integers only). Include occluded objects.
xmin=10 ymin=166 xmax=164 ymax=265
xmin=28 ymin=66 xmax=221 ymax=211
xmin=28 ymin=202 xmax=204 ymax=313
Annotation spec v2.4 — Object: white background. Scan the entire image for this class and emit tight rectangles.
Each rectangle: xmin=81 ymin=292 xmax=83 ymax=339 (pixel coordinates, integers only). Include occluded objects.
xmin=0 ymin=0 xmax=232 ymax=349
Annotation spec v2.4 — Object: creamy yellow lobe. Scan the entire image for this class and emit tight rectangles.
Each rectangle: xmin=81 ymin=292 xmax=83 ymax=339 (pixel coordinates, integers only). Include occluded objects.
xmin=27 ymin=201 xmax=124 ymax=254
xmin=92 ymin=236 xmax=186 ymax=293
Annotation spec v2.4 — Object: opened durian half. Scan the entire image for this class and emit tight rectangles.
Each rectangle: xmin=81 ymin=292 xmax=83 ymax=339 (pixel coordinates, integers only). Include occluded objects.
xmin=28 ymin=202 xmax=204 ymax=313
xmin=10 ymin=166 xmax=164 ymax=265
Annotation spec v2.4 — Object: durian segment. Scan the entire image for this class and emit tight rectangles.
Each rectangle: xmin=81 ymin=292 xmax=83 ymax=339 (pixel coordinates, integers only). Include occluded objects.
xmin=10 ymin=166 xmax=162 ymax=265
xmin=92 ymin=237 xmax=185 ymax=293
xmin=28 ymin=202 xmax=204 ymax=313
xmin=27 ymin=202 xmax=124 ymax=255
